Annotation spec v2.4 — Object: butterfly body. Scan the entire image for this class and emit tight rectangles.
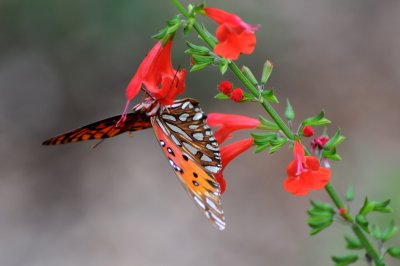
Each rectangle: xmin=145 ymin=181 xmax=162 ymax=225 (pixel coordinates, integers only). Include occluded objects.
xmin=43 ymin=98 xmax=226 ymax=230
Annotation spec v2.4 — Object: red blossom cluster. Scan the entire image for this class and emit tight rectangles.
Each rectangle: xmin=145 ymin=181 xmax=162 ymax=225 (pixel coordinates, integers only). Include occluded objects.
xmin=218 ymin=80 xmax=244 ymax=102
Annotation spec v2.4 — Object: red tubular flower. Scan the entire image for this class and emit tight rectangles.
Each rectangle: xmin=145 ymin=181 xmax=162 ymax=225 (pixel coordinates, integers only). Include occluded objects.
xmin=204 ymin=7 xmax=258 ymax=60
xmin=125 ymin=40 xmax=186 ymax=106
xmin=303 ymin=125 xmax=314 ymax=137
xmin=218 ymin=80 xmax=233 ymax=95
xmin=207 ymin=113 xmax=260 ymax=144
xmin=230 ymin=88 xmax=244 ymax=102
xmin=284 ymin=141 xmax=331 ymax=196
xmin=214 ymin=138 xmax=254 ymax=194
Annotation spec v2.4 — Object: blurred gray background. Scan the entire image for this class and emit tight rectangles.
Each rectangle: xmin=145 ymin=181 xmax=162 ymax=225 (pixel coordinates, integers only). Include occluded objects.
xmin=1 ymin=0 xmax=400 ymax=265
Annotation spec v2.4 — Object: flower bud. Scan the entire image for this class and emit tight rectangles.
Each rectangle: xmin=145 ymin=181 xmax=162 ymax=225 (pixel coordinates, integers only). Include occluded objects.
xmin=303 ymin=125 xmax=314 ymax=137
xmin=311 ymin=136 xmax=329 ymax=150
xmin=218 ymin=80 xmax=233 ymax=95
xmin=230 ymin=88 xmax=244 ymax=102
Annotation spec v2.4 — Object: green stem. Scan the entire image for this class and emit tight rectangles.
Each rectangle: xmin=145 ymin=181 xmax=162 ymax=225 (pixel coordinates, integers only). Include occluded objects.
xmin=352 ymin=225 xmax=385 ymax=266
xmin=171 ymin=1 xmax=384 ymax=265
xmin=325 ymin=182 xmax=353 ymax=222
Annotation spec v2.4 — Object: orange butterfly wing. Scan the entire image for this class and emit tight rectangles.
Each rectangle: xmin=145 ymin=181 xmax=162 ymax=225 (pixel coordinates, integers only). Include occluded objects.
xmin=151 ymin=101 xmax=225 ymax=230
xmin=42 ymin=111 xmax=152 ymax=145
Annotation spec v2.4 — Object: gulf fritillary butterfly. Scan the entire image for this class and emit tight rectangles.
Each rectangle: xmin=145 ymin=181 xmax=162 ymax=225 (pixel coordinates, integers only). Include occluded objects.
xmin=43 ymin=98 xmax=226 ymax=230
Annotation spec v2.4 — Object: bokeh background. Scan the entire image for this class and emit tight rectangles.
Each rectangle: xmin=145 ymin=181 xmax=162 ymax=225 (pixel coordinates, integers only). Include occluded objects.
xmin=1 ymin=0 xmax=400 ymax=265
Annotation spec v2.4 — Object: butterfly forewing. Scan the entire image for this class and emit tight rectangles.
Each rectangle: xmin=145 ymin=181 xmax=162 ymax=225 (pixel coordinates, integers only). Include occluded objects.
xmin=159 ymin=98 xmax=222 ymax=174
xmin=43 ymin=111 xmax=152 ymax=145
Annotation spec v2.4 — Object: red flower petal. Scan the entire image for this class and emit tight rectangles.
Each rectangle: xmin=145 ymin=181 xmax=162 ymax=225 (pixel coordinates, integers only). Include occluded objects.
xmin=205 ymin=7 xmax=258 ymax=60
xmin=214 ymin=172 xmax=226 ymax=194
xmin=214 ymin=138 xmax=253 ymax=195
xmin=305 ymin=156 xmax=320 ymax=171
xmin=207 ymin=113 xmax=259 ymax=144
xmin=308 ymin=168 xmax=331 ymax=190
xmin=286 ymin=159 xmax=298 ymax=177
xmin=205 ymin=7 xmax=258 ymax=32
xmin=125 ymin=40 xmax=186 ymax=104
xmin=219 ymin=138 xmax=253 ymax=170
xmin=283 ymin=175 xmax=311 ymax=196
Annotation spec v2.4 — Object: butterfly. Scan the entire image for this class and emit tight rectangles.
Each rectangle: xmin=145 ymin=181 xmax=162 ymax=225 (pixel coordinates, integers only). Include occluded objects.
xmin=43 ymin=98 xmax=226 ymax=230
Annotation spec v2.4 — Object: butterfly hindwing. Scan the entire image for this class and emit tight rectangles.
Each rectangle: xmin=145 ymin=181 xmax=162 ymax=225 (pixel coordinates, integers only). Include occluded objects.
xmin=151 ymin=102 xmax=226 ymax=230
xmin=43 ymin=111 xmax=152 ymax=145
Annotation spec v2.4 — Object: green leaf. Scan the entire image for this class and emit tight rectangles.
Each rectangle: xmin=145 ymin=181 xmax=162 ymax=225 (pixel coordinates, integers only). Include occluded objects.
xmin=153 ymin=28 xmax=168 ymax=40
xmin=261 ymin=90 xmax=279 ymax=104
xmin=242 ymin=66 xmax=258 ymax=86
xmin=285 ymin=99 xmax=295 ymax=121
xmin=324 ymin=130 xmax=346 ymax=150
xmin=214 ymin=92 xmax=230 ymax=100
xmin=345 ymin=184 xmax=355 ymax=202
xmin=302 ymin=110 xmax=331 ymax=126
xmin=387 ymin=247 xmax=400 ymax=259
xmin=359 ymin=197 xmax=373 ymax=216
xmin=190 ymin=62 xmax=213 ymax=72
xmin=185 ymin=42 xmax=210 ymax=55
xmin=371 ymin=199 xmax=392 ymax=213
xmin=344 ymin=236 xmax=363 ymax=250
xmin=191 ymin=54 xmax=214 ymax=64
xmin=219 ymin=59 xmax=229 ymax=75
xmin=254 ymin=144 xmax=270 ymax=154
xmin=331 ymin=255 xmax=358 ymax=265
xmin=257 ymin=116 xmax=280 ymax=130
xmin=261 ymin=60 xmax=273 ymax=85
xmin=322 ymin=148 xmax=342 ymax=161
xmin=199 ymin=24 xmax=218 ymax=45
xmin=310 ymin=200 xmax=335 ymax=213
xmin=241 ymin=92 xmax=255 ymax=102
xmin=153 ymin=15 xmax=181 ymax=44
xmin=252 ymin=132 xmax=276 ymax=146
xmin=251 ymin=132 xmax=277 ymax=140
xmin=307 ymin=209 xmax=334 ymax=218
xmin=359 ymin=198 xmax=392 ymax=216
xmin=355 ymin=215 xmax=370 ymax=233
xmin=307 ymin=216 xmax=333 ymax=229
xmin=382 ymin=220 xmax=399 ymax=242
xmin=269 ymin=138 xmax=287 ymax=154
xmin=372 ymin=224 xmax=383 ymax=240
xmin=310 ymin=223 xmax=331 ymax=236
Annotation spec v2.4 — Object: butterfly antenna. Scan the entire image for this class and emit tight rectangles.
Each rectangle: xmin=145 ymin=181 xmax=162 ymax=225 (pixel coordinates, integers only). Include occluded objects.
xmin=91 ymin=139 xmax=105 ymax=149
xmin=91 ymin=122 xmax=117 ymax=149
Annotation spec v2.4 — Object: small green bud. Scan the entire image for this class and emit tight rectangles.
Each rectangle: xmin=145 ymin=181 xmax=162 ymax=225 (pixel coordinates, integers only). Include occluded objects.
xmin=285 ymin=99 xmax=295 ymax=121
xmin=261 ymin=60 xmax=273 ymax=85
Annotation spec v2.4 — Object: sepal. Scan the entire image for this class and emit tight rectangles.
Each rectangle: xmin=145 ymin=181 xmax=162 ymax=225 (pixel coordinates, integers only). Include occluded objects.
xmin=257 ymin=116 xmax=279 ymax=130
xmin=331 ymin=254 xmax=358 ymax=266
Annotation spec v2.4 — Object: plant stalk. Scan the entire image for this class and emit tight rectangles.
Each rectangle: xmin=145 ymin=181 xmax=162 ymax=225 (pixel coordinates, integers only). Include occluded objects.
xmin=170 ymin=1 xmax=384 ymax=265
